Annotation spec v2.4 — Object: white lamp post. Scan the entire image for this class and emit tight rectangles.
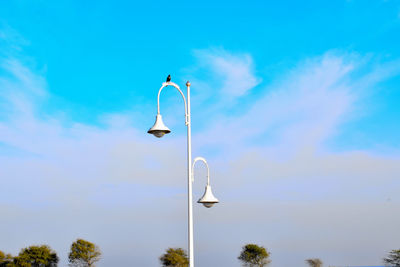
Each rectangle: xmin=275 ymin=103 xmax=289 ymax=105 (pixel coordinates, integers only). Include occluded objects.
xmin=148 ymin=79 xmax=219 ymax=267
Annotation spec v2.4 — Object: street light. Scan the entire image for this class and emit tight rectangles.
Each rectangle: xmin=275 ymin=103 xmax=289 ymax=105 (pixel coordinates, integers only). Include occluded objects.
xmin=148 ymin=78 xmax=219 ymax=267
xmin=193 ymin=157 xmax=219 ymax=208
xmin=147 ymin=114 xmax=170 ymax=138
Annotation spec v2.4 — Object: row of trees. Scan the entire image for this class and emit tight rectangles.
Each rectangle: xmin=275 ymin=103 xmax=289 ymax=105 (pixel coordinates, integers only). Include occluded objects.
xmin=159 ymin=244 xmax=400 ymax=267
xmin=2 ymin=241 xmax=399 ymax=266
xmin=0 ymin=239 xmax=101 ymax=267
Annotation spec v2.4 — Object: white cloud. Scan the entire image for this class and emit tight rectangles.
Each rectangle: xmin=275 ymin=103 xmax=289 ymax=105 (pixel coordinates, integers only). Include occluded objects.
xmin=194 ymin=52 xmax=400 ymax=159
xmin=193 ymin=48 xmax=261 ymax=98
xmin=193 ymin=53 xmax=355 ymax=156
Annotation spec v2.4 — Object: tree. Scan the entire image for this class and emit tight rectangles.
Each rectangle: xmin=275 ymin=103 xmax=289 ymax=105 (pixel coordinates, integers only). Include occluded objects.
xmin=0 ymin=251 xmax=6 ymax=266
xmin=0 ymin=251 xmax=13 ymax=267
xmin=305 ymin=258 xmax=323 ymax=267
xmin=68 ymin=239 xmax=101 ymax=267
xmin=238 ymin=244 xmax=270 ymax=267
xmin=12 ymin=245 xmax=58 ymax=267
xmin=159 ymin=248 xmax=189 ymax=267
xmin=383 ymin=249 xmax=400 ymax=267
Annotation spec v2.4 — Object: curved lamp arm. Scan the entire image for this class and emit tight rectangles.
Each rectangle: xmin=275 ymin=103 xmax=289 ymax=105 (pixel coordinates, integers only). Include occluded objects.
xmin=192 ymin=157 xmax=210 ymax=185
xmin=157 ymin=82 xmax=188 ymax=125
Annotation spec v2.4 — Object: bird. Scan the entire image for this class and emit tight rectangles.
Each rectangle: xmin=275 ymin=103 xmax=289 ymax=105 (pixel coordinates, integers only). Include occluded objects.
xmin=166 ymin=74 xmax=171 ymax=82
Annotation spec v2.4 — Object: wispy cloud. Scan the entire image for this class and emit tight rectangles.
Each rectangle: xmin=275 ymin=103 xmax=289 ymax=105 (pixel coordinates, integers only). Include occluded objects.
xmin=0 ymin=25 xmax=30 ymax=53
xmin=193 ymin=48 xmax=261 ymax=98
xmin=195 ymin=51 xmax=400 ymax=157
xmin=194 ymin=53 xmax=354 ymax=155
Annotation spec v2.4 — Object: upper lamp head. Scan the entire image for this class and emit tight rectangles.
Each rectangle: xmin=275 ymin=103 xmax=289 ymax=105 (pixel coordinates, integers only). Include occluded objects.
xmin=148 ymin=114 xmax=171 ymax=138
xmin=198 ymin=185 xmax=219 ymax=208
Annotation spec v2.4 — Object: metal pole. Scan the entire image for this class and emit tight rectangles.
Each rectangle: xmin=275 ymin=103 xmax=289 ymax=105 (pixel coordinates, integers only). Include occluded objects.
xmin=186 ymin=81 xmax=194 ymax=267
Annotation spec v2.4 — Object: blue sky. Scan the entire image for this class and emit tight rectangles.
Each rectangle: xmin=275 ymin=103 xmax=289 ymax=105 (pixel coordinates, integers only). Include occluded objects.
xmin=1 ymin=1 xmax=400 ymax=266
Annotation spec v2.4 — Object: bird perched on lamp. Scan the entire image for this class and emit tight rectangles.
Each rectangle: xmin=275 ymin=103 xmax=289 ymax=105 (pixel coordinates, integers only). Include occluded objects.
xmin=166 ymin=74 xmax=171 ymax=82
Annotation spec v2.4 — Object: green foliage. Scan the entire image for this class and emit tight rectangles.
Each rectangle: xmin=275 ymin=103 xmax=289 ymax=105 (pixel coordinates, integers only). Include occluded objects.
xmin=238 ymin=244 xmax=270 ymax=267
xmin=0 ymin=251 xmax=12 ymax=267
xmin=12 ymin=245 xmax=58 ymax=267
xmin=305 ymin=258 xmax=323 ymax=267
xmin=159 ymin=248 xmax=189 ymax=267
xmin=68 ymin=239 xmax=101 ymax=267
xmin=0 ymin=262 xmax=14 ymax=267
xmin=0 ymin=250 xmax=13 ymax=267
xmin=0 ymin=252 xmax=5 ymax=266
xmin=383 ymin=249 xmax=400 ymax=267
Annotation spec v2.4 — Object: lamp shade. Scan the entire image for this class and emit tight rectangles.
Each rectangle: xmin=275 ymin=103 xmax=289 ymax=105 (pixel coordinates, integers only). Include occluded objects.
xmin=197 ymin=185 xmax=219 ymax=208
xmin=147 ymin=114 xmax=171 ymax=138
